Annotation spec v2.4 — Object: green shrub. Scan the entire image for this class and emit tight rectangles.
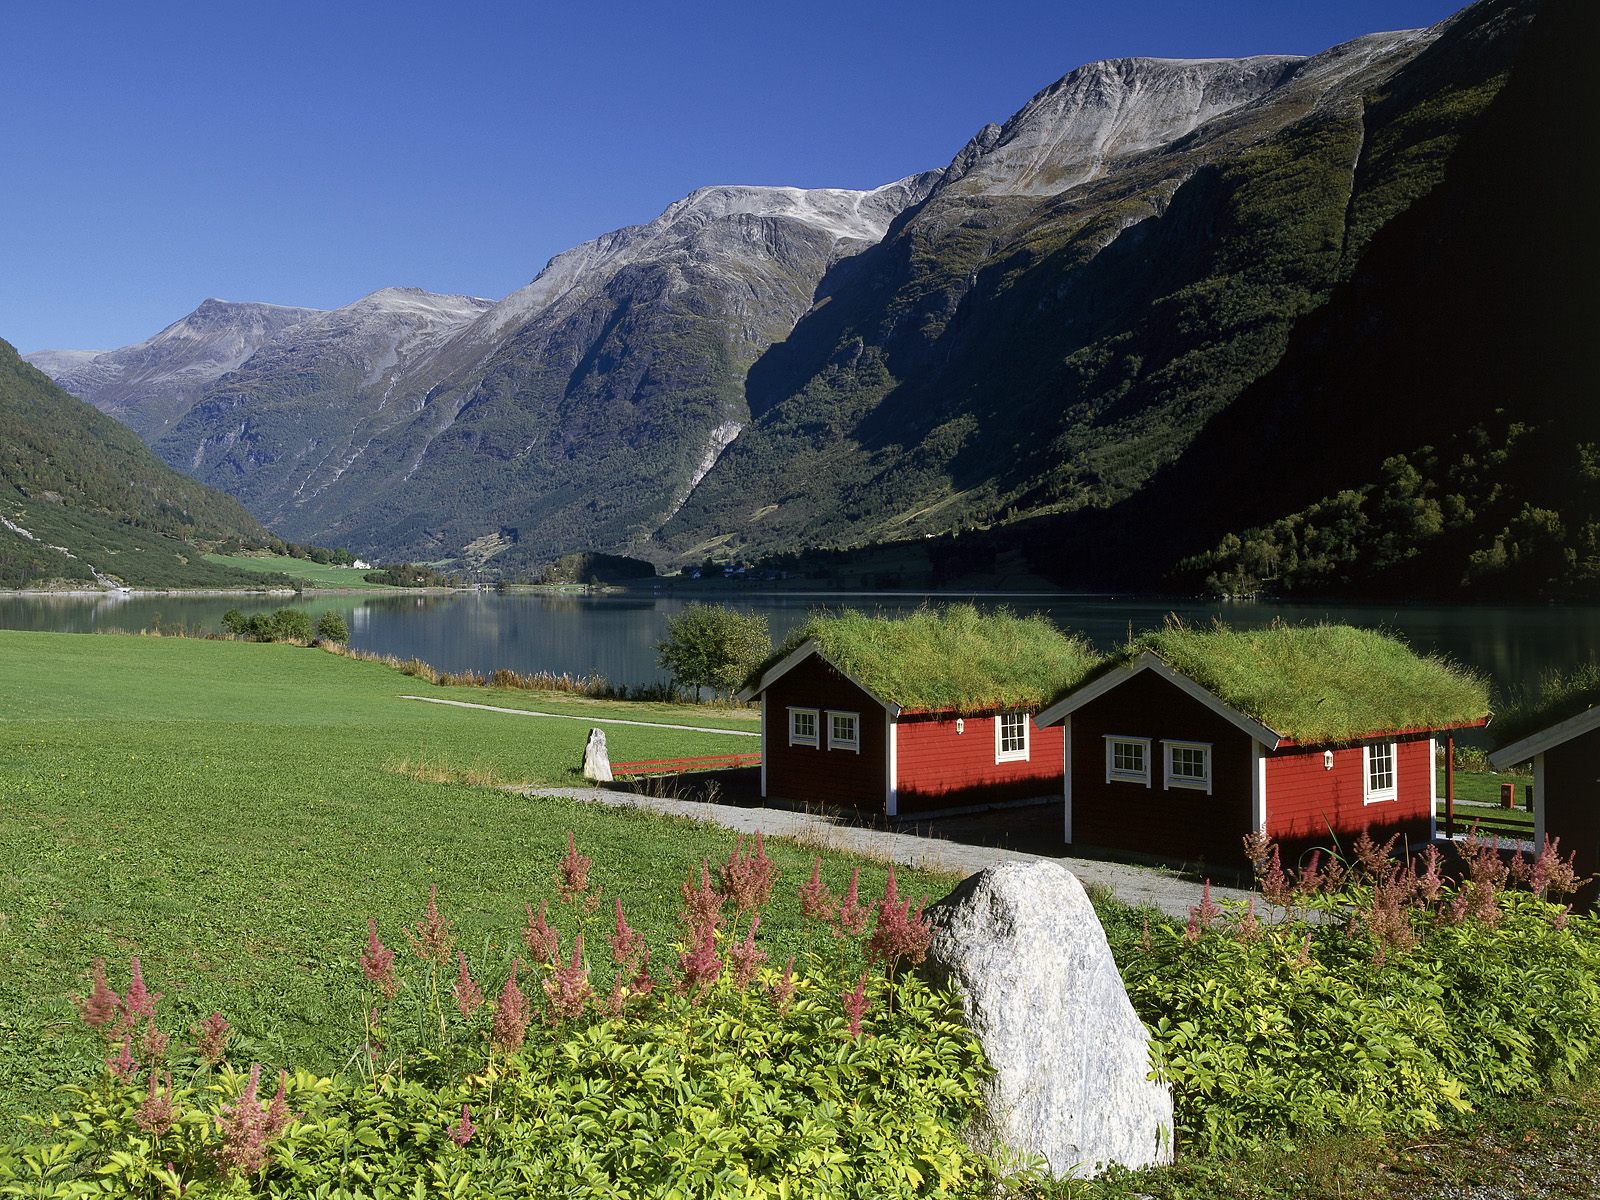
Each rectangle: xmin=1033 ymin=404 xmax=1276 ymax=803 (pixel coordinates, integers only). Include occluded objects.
xmin=313 ymin=612 xmax=348 ymax=644
xmin=218 ymin=608 xmax=315 ymax=644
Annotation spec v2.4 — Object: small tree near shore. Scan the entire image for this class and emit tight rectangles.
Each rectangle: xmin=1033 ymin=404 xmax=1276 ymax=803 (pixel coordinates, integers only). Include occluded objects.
xmin=315 ymin=612 xmax=350 ymax=644
xmin=657 ymin=604 xmax=770 ymax=702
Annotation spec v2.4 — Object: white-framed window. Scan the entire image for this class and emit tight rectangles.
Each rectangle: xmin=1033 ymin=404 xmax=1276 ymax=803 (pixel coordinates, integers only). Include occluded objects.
xmin=827 ymin=710 xmax=860 ymax=753
xmin=788 ymin=707 xmax=819 ymax=748
xmin=1364 ymin=742 xmax=1397 ymax=804
xmin=995 ymin=711 xmax=1030 ymax=762
xmin=1163 ymin=740 xmax=1212 ymax=794
xmin=1105 ymin=736 xmax=1151 ymax=786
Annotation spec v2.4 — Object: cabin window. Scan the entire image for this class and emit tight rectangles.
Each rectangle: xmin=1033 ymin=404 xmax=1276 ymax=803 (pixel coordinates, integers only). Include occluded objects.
xmin=1163 ymin=740 xmax=1212 ymax=794
xmin=788 ymin=707 xmax=819 ymax=748
xmin=1105 ymin=736 xmax=1151 ymax=786
xmin=827 ymin=710 xmax=860 ymax=753
xmin=995 ymin=711 xmax=1030 ymax=762
xmin=1364 ymin=742 xmax=1397 ymax=803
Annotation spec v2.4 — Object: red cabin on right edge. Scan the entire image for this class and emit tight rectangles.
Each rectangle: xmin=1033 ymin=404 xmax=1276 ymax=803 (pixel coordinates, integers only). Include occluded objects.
xmin=1032 ymin=624 xmax=1492 ymax=873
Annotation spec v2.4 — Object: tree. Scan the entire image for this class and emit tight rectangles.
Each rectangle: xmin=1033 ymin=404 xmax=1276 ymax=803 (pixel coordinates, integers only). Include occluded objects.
xmin=315 ymin=612 xmax=350 ymax=643
xmin=656 ymin=604 xmax=770 ymax=702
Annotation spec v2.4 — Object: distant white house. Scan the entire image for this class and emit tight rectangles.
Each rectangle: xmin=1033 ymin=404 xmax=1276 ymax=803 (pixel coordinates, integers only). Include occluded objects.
xmin=352 ymin=559 xmax=372 ymax=570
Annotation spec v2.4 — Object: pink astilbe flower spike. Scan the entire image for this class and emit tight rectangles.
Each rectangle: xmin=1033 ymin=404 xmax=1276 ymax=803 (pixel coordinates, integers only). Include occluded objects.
xmin=135 ymin=1069 xmax=175 ymax=1136
xmin=1185 ymin=879 xmax=1222 ymax=936
xmin=1234 ymin=897 xmax=1262 ymax=944
xmin=676 ymin=922 xmax=723 ymax=998
xmin=728 ymin=914 xmax=768 ymax=990
xmin=121 ymin=957 xmax=161 ymax=1025
xmin=543 ymin=934 xmax=594 ymax=1021
xmin=522 ymin=900 xmax=560 ymax=965
xmin=490 ymin=960 xmax=531 ymax=1054
xmin=360 ymin=919 xmax=399 ymax=999
xmin=193 ymin=1012 xmax=231 ymax=1065
xmin=405 ymin=883 xmax=456 ymax=966
xmin=452 ymin=952 xmax=484 ymax=1019
xmin=797 ymin=856 xmax=835 ymax=922
xmin=74 ymin=957 xmax=120 ymax=1035
xmin=449 ymin=1103 xmax=476 ymax=1147
xmin=680 ymin=859 xmax=724 ymax=932
xmin=841 ymin=973 xmax=870 ymax=1037
xmin=555 ymin=832 xmax=593 ymax=905
xmin=770 ymin=955 xmax=797 ymax=1015
xmin=140 ymin=1018 xmax=169 ymax=1063
xmin=866 ymin=883 xmax=933 ymax=968
xmin=609 ymin=897 xmax=645 ymax=969
xmin=264 ymin=1069 xmax=296 ymax=1140
xmin=629 ymin=947 xmax=657 ymax=1002
xmin=718 ymin=833 xmax=777 ymax=914
xmin=107 ymin=1032 xmax=137 ymax=1082
xmin=215 ymin=1063 xmax=275 ymax=1177
xmin=833 ymin=867 xmax=869 ymax=938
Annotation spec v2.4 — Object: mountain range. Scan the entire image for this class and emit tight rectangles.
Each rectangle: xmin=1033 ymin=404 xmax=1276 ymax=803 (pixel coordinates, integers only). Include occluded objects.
xmin=22 ymin=0 xmax=1594 ymax=597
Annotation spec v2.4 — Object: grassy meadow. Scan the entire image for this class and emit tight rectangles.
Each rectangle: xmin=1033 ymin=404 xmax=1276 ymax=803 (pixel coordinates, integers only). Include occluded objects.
xmin=200 ymin=552 xmax=400 ymax=590
xmin=0 ymin=629 xmax=942 ymax=1139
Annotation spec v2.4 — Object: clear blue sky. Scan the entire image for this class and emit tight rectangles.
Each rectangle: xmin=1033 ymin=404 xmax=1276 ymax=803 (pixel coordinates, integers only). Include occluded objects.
xmin=2 ymin=0 xmax=1465 ymax=352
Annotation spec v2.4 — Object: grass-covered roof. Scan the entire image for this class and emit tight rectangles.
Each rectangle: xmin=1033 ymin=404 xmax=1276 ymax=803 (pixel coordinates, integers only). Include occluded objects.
xmin=1490 ymin=663 xmax=1600 ymax=752
xmin=753 ymin=605 xmax=1100 ymax=712
xmin=1115 ymin=621 xmax=1491 ymax=745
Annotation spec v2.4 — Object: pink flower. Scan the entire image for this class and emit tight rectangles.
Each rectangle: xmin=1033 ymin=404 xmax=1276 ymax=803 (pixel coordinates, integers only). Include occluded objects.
xmin=449 ymin=1103 xmax=476 ymax=1147
xmin=522 ymin=900 xmax=559 ymax=965
xmin=609 ymin=897 xmax=645 ymax=969
xmin=865 ymin=870 xmax=932 ymax=968
xmin=727 ymin=915 xmax=768 ymax=990
xmin=1184 ymin=879 xmax=1222 ymax=938
xmin=107 ymin=1032 xmax=137 ymax=1082
xmin=140 ymin=1017 xmax=170 ymax=1063
xmin=405 ymin=883 xmax=456 ymax=967
xmin=833 ymin=868 xmax=869 ymax=938
xmin=1234 ymin=898 xmax=1262 ymax=944
xmin=121 ymin=957 xmax=161 ymax=1025
xmin=452 ymin=952 xmax=484 ymax=1020
xmin=215 ymin=1063 xmax=273 ymax=1177
xmin=543 ymin=934 xmax=594 ymax=1021
xmin=490 ymin=960 xmax=530 ymax=1054
xmin=841 ymin=973 xmax=870 ymax=1038
xmin=718 ymin=833 xmax=777 ymax=914
xmin=74 ymin=957 xmax=120 ymax=1035
xmin=680 ymin=859 xmax=724 ymax=933
xmin=676 ymin=922 xmax=723 ymax=998
xmin=264 ymin=1069 xmax=296 ymax=1140
xmin=135 ymin=1070 xmax=175 ymax=1136
xmin=629 ymin=947 xmax=657 ymax=1002
xmin=193 ymin=1012 xmax=231 ymax=1066
xmin=796 ymin=856 xmax=835 ymax=922
xmin=769 ymin=955 xmax=797 ymax=1015
xmin=361 ymin=919 xmax=399 ymax=999
xmin=555 ymin=832 xmax=593 ymax=906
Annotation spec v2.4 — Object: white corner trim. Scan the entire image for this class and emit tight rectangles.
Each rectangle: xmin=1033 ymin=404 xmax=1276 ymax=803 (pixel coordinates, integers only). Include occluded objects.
xmin=1488 ymin=704 xmax=1600 ymax=771
xmin=1252 ymin=740 xmax=1267 ymax=833
xmin=886 ymin=715 xmax=898 ymax=817
xmin=1428 ymin=736 xmax=1438 ymax=842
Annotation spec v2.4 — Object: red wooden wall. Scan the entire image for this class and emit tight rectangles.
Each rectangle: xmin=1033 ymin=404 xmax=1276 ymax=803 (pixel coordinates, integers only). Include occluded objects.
xmin=1265 ymin=737 xmax=1433 ymax=861
xmin=895 ymin=713 xmax=1063 ymax=815
xmin=762 ymin=654 xmax=886 ymax=812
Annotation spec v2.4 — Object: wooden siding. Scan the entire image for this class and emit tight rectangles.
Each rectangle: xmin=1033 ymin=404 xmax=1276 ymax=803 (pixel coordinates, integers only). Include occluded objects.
xmin=895 ymin=713 xmax=1063 ymax=815
xmin=1067 ymin=669 xmax=1255 ymax=869
xmin=1265 ymin=737 xmax=1433 ymax=859
xmin=1543 ymin=727 xmax=1600 ymax=909
xmin=762 ymin=653 xmax=887 ymax=813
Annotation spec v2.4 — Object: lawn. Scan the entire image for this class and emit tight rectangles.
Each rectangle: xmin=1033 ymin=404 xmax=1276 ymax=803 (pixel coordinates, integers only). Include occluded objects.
xmin=0 ymin=630 xmax=932 ymax=1139
xmin=201 ymin=552 xmax=401 ymax=590
xmin=1436 ymin=767 xmax=1535 ymax=838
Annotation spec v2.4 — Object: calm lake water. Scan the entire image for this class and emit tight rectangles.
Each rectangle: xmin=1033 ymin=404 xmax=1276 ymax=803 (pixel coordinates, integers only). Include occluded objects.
xmin=2 ymin=590 xmax=1598 ymax=709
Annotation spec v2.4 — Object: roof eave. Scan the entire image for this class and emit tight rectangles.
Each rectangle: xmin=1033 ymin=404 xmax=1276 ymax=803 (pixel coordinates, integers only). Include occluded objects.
xmin=1489 ymin=704 xmax=1600 ymax=770
xmin=736 ymin=638 xmax=900 ymax=715
xmin=1276 ymin=714 xmax=1492 ymax=749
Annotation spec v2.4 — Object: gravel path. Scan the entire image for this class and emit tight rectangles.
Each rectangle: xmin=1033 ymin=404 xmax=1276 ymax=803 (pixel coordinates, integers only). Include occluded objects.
xmin=514 ymin=784 xmax=1253 ymax=920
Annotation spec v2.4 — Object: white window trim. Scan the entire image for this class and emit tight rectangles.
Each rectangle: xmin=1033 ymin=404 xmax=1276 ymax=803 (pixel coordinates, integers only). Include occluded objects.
xmin=1105 ymin=735 xmax=1152 ymax=787
xmin=995 ymin=711 xmax=1030 ymax=763
xmin=1163 ymin=740 xmax=1213 ymax=795
xmin=787 ymin=707 xmax=819 ymax=748
xmin=826 ymin=709 xmax=860 ymax=753
xmin=1363 ymin=742 xmax=1398 ymax=804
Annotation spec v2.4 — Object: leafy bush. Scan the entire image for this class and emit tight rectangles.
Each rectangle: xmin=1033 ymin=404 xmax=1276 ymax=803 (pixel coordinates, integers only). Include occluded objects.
xmin=218 ymin=608 xmax=315 ymax=644
xmin=658 ymin=603 xmax=771 ymax=701
xmin=312 ymin=612 xmax=348 ymax=644
xmin=1116 ymin=830 xmax=1600 ymax=1154
xmin=2 ymin=838 xmax=1002 ymax=1197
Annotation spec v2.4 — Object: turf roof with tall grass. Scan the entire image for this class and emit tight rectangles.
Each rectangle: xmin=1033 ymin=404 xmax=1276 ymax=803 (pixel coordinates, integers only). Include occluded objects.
xmin=751 ymin=605 xmax=1100 ymax=712
xmin=1490 ymin=662 xmax=1600 ymax=752
xmin=1116 ymin=621 xmax=1491 ymax=745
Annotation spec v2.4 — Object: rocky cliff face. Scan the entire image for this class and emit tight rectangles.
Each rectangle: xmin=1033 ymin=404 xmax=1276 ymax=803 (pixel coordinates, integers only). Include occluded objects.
xmin=26 ymin=299 xmax=321 ymax=438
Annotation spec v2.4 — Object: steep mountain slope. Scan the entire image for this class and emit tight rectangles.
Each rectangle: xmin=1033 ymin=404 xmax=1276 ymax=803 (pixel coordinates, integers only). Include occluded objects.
xmin=27 ymin=299 xmax=321 ymax=438
xmin=656 ymin=1 xmax=1533 ymax=564
xmin=154 ymin=178 xmax=938 ymax=570
xmin=0 ymin=338 xmax=286 ymax=589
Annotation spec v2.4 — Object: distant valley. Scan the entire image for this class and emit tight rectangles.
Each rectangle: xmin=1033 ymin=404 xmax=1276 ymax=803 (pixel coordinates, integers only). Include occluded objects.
xmin=21 ymin=0 xmax=1595 ymax=599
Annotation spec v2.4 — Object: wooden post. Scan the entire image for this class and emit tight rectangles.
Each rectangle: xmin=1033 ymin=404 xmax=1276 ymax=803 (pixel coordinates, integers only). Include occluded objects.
xmin=1445 ymin=734 xmax=1455 ymax=839
xmin=1525 ymin=783 xmax=1534 ymax=813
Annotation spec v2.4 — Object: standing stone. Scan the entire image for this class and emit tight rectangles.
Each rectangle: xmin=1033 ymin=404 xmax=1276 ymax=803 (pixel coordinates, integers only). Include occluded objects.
xmin=581 ymin=728 xmax=612 ymax=782
xmin=924 ymin=860 xmax=1173 ymax=1178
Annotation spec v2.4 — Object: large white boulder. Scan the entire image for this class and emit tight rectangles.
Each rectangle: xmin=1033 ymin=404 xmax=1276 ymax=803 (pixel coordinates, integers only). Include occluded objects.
xmin=924 ymin=860 xmax=1174 ymax=1177
xmin=581 ymin=727 xmax=613 ymax=782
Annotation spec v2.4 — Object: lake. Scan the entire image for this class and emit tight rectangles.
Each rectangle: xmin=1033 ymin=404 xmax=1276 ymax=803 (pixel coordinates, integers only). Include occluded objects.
xmin=2 ymin=589 xmax=1597 ymax=709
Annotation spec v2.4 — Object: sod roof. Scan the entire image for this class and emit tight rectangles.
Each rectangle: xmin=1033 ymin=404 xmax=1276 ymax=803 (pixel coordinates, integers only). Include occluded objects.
xmin=1106 ymin=623 xmax=1492 ymax=745
xmin=1489 ymin=663 xmax=1600 ymax=753
xmin=748 ymin=606 xmax=1101 ymax=713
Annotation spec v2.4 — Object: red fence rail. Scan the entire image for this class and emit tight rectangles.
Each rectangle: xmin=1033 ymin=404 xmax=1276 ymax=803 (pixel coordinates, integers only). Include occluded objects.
xmin=611 ymin=752 xmax=762 ymax=777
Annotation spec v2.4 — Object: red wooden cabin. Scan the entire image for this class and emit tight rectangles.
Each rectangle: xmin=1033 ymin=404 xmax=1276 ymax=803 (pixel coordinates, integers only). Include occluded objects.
xmin=1034 ymin=641 xmax=1490 ymax=871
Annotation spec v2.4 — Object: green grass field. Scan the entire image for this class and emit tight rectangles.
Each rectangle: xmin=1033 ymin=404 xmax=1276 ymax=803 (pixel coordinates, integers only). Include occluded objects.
xmin=201 ymin=552 xmax=400 ymax=590
xmin=0 ymin=630 xmax=932 ymax=1138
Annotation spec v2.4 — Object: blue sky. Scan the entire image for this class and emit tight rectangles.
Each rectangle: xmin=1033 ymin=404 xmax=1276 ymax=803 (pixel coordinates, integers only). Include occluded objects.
xmin=2 ymin=0 xmax=1464 ymax=352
